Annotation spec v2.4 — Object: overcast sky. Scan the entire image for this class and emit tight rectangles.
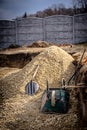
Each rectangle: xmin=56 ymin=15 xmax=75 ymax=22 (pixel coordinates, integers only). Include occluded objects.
xmin=0 ymin=0 xmax=72 ymax=20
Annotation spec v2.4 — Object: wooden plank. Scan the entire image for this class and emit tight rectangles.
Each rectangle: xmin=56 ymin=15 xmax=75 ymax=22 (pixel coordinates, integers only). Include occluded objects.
xmin=65 ymin=85 xmax=87 ymax=89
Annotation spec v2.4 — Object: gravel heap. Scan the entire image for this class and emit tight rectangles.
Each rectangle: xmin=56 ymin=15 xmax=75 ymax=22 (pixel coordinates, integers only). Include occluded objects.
xmin=0 ymin=46 xmax=75 ymax=99
xmin=29 ymin=40 xmax=49 ymax=48
xmin=0 ymin=46 xmax=81 ymax=130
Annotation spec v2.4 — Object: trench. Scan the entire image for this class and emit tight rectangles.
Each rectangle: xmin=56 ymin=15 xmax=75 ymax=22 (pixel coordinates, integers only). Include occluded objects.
xmin=0 ymin=52 xmax=40 ymax=68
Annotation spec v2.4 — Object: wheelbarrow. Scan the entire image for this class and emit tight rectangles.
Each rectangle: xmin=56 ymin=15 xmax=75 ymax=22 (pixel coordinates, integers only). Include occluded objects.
xmin=40 ymin=79 xmax=70 ymax=113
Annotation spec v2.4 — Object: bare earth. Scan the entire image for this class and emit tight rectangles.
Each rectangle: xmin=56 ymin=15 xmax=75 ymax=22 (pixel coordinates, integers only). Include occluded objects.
xmin=0 ymin=47 xmax=45 ymax=54
xmin=0 ymin=44 xmax=87 ymax=130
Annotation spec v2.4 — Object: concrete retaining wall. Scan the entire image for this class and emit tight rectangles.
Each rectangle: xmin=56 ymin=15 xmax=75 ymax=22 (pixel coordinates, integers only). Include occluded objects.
xmin=0 ymin=20 xmax=16 ymax=48
xmin=74 ymin=14 xmax=87 ymax=43
xmin=16 ymin=17 xmax=43 ymax=45
xmin=44 ymin=15 xmax=73 ymax=43
xmin=0 ymin=13 xmax=87 ymax=48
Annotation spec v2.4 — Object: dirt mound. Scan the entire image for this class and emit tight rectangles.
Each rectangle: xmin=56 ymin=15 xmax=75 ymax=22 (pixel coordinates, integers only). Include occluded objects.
xmin=76 ymin=63 xmax=87 ymax=84
xmin=0 ymin=46 xmax=81 ymax=130
xmin=0 ymin=46 xmax=75 ymax=99
xmin=29 ymin=40 xmax=49 ymax=48
xmin=0 ymin=67 xmax=20 ymax=80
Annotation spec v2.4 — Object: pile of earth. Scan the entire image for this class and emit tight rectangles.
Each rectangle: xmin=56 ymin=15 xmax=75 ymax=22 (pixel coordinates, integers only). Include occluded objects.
xmin=76 ymin=63 xmax=87 ymax=85
xmin=0 ymin=46 xmax=75 ymax=99
xmin=0 ymin=67 xmax=21 ymax=80
xmin=71 ymin=51 xmax=87 ymax=85
xmin=29 ymin=40 xmax=49 ymax=48
xmin=0 ymin=46 xmax=83 ymax=130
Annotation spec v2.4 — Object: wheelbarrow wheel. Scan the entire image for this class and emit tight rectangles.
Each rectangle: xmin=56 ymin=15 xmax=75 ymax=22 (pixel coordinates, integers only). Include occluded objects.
xmin=51 ymin=90 xmax=56 ymax=107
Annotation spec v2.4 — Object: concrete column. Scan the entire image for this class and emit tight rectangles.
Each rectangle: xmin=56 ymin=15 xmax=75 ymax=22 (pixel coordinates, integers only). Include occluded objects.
xmin=73 ymin=15 xmax=75 ymax=44
xmin=42 ymin=18 xmax=46 ymax=41
xmin=15 ymin=19 xmax=18 ymax=44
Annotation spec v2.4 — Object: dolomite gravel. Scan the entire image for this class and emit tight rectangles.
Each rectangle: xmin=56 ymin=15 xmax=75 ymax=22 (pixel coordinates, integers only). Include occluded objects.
xmin=0 ymin=46 xmax=82 ymax=130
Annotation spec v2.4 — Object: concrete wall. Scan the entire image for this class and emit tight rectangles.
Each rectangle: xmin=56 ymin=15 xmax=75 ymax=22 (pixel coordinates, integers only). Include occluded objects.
xmin=74 ymin=14 xmax=87 ymax=43
xmin=16 ymin=17 xmax=43 ymax=45
xmin=0 ymin=20 xmax=16 ymax=48
xmin=0 ymin=13 xmax=87 ymax=48
xmin=44 ymin=15 xmax=73 ymax=43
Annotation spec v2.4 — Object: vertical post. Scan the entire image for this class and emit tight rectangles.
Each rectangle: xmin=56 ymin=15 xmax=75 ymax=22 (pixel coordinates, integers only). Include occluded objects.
xmin=73 ymin=15 xmax=75 ymax=44
xmin=42 ymin=18 xmax=46 ymax=41
xmin=15 ymin=19 xmax=18 ymax=44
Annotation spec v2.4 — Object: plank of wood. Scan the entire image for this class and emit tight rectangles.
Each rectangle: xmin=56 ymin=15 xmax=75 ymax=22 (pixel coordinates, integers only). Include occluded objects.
xmin=65 ymin=85 xmax=87 ymax=89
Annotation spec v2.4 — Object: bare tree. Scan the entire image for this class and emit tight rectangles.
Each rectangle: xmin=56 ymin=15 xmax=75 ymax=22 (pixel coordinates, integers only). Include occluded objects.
xmin=23 ymin=12 xmax=27 ymax=18
xmin=72 ymin=0 xmax=87 ymax=14
xmin=72 ymin=0 xmax=78 ymax=14
xmin=58 ymin=3 xmax=66 ymax=15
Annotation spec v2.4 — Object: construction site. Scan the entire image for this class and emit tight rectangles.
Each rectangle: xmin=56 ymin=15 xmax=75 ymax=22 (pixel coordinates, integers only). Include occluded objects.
xmin=0 ymin=41 xmax=87 ymax=130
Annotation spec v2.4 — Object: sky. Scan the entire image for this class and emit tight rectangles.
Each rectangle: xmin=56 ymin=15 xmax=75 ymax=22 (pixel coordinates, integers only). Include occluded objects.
xmin=0 ymin=0 xmax=73 ymax=20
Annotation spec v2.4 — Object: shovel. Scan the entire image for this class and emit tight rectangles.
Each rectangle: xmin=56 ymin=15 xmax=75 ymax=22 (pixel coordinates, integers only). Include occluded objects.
xmin=25 ymin=65 xmax=39 ymax=95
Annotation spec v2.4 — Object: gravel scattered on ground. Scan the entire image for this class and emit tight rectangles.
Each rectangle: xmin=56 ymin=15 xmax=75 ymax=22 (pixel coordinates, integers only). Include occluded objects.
xmin=0 ymin=46 xmax=84 ymax=130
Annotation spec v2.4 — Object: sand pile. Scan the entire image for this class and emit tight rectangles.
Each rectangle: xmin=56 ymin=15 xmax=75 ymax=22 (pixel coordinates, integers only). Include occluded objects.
xmin=0 ymin=67 xmax=20 ymax=80
xmin=0 ymin=46 xmax=82 ymax=130
xmin=29 ymin=40 xmax=49 ymax=48
xmin=0 ymin=46 xmax=75 ymax=99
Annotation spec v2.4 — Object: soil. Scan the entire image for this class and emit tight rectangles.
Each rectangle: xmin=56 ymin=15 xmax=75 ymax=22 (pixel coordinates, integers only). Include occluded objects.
xmin=0 ymin=67 xmax=21 ymax=80
xmin=0 ymin=44 xmax=87 ymax=130
xmin=0 ymin=48 xmax=45 ymax=68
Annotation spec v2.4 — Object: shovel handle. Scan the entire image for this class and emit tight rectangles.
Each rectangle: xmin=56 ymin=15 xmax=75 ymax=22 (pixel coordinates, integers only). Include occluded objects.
xmin=32 ymin=65 xmax=39 ymax=79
